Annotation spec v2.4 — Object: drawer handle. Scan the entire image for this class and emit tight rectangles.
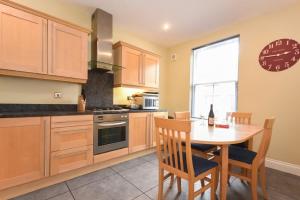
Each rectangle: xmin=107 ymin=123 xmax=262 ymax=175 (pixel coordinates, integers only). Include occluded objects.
xmin=55 ymin=148 xmax=89 ymax=158
xmin=54 ymin=129 xmax=89 ymax=135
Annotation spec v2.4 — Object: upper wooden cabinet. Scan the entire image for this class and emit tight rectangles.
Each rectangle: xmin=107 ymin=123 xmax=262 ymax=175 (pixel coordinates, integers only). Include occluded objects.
xmin=0 ymin=1 xmax=90 ymax=83
xmin=143 ymin=53 xmax=159 ymax=88
xmin=113 ymin=42 xmax=160 ymax=89
xmin=0 ymin=4 xmax=47 ymax=74
xmin=48 ymin=21 xmax=88 ymax=80
xmin=0 ymin=117 xmax=50 ymax=190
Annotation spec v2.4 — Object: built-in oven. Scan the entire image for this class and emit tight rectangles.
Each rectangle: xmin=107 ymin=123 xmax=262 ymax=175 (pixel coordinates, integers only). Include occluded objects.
xmin=93 ymin=113 xmax=128 ymax=155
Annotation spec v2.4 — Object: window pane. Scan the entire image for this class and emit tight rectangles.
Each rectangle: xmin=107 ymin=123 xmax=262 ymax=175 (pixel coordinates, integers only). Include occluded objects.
xmin=192 ymin=82 xmax=237 ymax=120
xmin=192 ymin=37 xmax=239 ymax=84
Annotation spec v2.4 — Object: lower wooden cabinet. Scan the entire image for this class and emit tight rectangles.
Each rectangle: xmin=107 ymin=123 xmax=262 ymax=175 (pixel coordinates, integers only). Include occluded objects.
xmin=128 ymin=112 xmax=168 ymax=153
xmin=50 ymin=145 xmax=93 ymax=176
xmin=0 ymin=117 xmax=50 ymax=190
xmin=129 ymin=112 xmax=151 ymax=153
xmin=151 ymin=112 xmax=168 ymax=147
xmin=50 ymin=115 xmax=93 ymax=175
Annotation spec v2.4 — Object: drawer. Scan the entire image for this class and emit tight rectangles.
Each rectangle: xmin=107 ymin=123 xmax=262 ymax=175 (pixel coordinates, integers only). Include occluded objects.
xmin=51 ymin=125 xmax=93 ymax=152
xmin=51 ymin=115 xmax=93 ymax=128
xmin=50 ymin=145 xmax=93 ymax=176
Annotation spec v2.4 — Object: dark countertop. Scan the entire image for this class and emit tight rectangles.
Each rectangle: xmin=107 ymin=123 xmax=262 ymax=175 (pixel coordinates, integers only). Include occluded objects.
xmin=0 ymin=111 xmax=93 ymax=118
xmin=0 ymin=104 xmax=93 ymax=118
xmin=0 ymin=104 xmax=167 ymax=118
xmin=127 ymin=109 xmax=167 ymax=113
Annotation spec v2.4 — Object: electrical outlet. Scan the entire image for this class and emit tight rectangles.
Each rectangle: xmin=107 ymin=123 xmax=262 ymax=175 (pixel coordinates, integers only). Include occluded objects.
xmin=54 ymin=92 xmax=63 ymax=99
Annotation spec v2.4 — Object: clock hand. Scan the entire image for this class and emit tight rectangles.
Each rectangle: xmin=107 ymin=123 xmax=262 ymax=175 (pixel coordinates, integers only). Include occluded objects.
xmin=263 ymin=51 xmax=291 ymax=58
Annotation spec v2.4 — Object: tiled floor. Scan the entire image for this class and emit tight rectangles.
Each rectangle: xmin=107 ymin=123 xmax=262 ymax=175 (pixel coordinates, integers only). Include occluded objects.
xmin=12 ymin=153 xmax=300 ymax=200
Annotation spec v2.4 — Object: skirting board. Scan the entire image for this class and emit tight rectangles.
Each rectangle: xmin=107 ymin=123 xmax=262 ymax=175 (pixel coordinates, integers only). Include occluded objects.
xmin=266 ymin=158 xmax=300 ymax=177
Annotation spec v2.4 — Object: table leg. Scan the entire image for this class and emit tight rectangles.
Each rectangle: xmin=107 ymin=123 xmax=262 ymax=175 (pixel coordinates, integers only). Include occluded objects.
xmin=220 ymin=144 xmax=229 ymax=200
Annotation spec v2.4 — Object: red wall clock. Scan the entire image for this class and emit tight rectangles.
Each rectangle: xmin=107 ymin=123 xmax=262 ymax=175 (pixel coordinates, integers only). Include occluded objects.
xmin=259 ymin=39 xmax=300 ymax=72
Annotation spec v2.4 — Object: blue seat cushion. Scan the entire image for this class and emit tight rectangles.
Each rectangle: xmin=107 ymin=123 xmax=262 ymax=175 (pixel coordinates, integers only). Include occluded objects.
xmin=191 ymin=143 xmax=216 ymax=152
xmin=165 ymin=152 xmax=218 ymax=177
xmin=213 ymin=145 xmax=257 ymax=164
xmin=182 ymin=142 xmax=216 ymax=152
xmin=231 ymin=142 xmax=248 ymax=148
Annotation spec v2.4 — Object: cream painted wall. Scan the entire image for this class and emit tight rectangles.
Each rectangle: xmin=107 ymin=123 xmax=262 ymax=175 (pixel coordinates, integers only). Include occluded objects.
xmin=166 ymin=2 xmax=300 ymax=165
xmin=0 ymin=0 xmax=168 ymax=106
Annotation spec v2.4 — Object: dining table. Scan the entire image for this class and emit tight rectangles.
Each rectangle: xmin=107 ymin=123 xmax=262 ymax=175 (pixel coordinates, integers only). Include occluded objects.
xmin=190 ymin=120 xmax=264 ymax=200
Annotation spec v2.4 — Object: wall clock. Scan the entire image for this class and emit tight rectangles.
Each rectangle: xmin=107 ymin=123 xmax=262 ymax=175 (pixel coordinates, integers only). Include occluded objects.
xmin=259 ymin=39 xmax=300 ymax=72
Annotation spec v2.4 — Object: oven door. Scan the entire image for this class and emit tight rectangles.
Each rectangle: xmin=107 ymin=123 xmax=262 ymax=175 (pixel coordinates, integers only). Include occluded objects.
xmin=93 ymin=121 xmax=128 ymax=155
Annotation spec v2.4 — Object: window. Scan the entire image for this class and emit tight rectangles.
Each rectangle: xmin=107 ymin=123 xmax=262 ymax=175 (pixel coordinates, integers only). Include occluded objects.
xmin=191 ymin=36 xmax=239 ymax=120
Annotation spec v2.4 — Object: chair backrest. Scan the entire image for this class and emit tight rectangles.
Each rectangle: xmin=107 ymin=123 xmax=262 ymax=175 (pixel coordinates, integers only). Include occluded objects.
xmin=174 ymin=111 xmax=190 ymax=120
xmin=155 ymin=117 xmax=194 ymax=178
xmin=256 ymin=118 xmax=276 ymax=164
xmin=227 ymin=112 xmax=252 ymax=124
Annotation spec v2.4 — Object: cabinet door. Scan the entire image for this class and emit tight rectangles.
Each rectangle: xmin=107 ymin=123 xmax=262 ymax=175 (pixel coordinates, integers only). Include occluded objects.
xmin=0 ymin=4 xmax=47 ymax=74
xmin=143 ymin=54 xmax=159 ymax=88
xmin=0 ymin=117 xmax=50 ymax=190
xmin=129 ymin=113 xmax=150 ymax=153
xmin=151 ymin=112 xmax=168 ymax=147
xmin=50 ymin=145 xmax=93 ymax=176
xmin=48 ymin=21 xmax=87 ymax=80
xmin=122 ymin=46 xmax=143 ymax=86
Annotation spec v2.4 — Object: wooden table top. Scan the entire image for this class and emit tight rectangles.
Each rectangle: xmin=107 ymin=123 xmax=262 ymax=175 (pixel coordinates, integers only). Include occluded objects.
xmin=190 ymin=120 xmax=264 ymax=145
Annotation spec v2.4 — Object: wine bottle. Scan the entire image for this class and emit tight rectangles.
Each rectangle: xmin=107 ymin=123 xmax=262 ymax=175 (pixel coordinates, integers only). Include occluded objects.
xmin=208 ymin=104 xmax=215 ymax=126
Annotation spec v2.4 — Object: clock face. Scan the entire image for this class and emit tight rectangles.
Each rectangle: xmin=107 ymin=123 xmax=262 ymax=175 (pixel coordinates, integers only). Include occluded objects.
xmin=259 ymin=39 xmax=300 ymax=72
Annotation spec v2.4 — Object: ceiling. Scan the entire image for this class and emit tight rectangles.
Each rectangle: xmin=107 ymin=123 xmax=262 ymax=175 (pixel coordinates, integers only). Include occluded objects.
xmin=67 ymin=0 xmax=299 ymax=47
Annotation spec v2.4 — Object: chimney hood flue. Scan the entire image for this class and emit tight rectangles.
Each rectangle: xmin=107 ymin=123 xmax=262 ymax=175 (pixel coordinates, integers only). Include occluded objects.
xmin=89 ymin=8 xmax=122 ymax=72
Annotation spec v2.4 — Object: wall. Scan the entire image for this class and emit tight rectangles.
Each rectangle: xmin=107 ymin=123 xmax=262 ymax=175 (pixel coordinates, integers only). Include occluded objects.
xmin=166 ymin=2 xmax=300 ymax=165
xmin=0 ymin=0 xmax=168 ymax=107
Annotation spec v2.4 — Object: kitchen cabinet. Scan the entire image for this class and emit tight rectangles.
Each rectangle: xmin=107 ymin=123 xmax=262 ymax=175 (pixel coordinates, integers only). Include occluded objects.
xmin=143 ymin=53 xmax=159 ymax=88
xmin=129 ymin=112 xmax=151 ymax=153
xmin=0 ymin=4 xmax=47 ymax=74
xmin=48 ymin=21 xmax=88 ymax=80
xmin=0 ymin=117 xmax=50 ymax=190
xmin=150 ymin=112 xmax=168 ymax=147
xmin=0 ymin=1 xmax=90 ymax=83
xmin=113 ymin=41 xmax=160 ymax=89
xmin=50 ymin=115 xmax=93 ymax=175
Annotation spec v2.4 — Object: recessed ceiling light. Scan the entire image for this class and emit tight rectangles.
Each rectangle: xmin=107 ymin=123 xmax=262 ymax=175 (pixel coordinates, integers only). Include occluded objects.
xmin=162 ymin=23 xmax=170 ymax=31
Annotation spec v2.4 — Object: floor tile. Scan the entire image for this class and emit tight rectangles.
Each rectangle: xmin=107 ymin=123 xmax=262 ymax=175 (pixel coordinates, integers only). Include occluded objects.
xmin=47 ymin=192 xmax=74 ymax=200
xmin=111 ymin=157 xmax=147 ymax=173
xmin=134 ymin=194 xmax=152 ymax=200
xmin=11 ymin=183 xmax=69 ymax=200
xmin=67 ymin=168 xmax=116 ymax=190
xmin=71 ymin=173 xmax=142 ymax=200
xmin=119 ymin=162 xmax=158 ymax=192
xmin=141 ymin=153 xmax=157 ymax=162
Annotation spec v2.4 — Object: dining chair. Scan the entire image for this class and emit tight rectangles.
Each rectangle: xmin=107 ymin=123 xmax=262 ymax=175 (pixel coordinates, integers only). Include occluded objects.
xmin=227 ymin=112 xmax=252 ymax=149
xmin=213 ymin=118 xmax=275 ymax=200
xmin=174 ymin=111 xmax=216 ymax=158
xmin=155 ymin=118 xmax=218 ymax=200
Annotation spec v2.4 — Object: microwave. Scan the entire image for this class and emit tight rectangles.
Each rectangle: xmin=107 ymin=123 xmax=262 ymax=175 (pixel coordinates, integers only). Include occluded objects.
xmin=134 ymin=93 xmax=159 ymax=110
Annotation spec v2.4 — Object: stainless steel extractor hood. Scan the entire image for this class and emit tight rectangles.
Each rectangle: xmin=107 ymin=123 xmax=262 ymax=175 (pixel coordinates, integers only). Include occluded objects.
xmin=90 ymin=8 xmax=121 ymax=72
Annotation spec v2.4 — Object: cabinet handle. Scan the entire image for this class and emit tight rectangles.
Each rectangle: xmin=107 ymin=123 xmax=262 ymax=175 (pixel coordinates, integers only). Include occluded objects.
xmin=55 ymin=147 xmax=89 ymax=158
xmin=54 ymin=128 xmax=89 ymax=135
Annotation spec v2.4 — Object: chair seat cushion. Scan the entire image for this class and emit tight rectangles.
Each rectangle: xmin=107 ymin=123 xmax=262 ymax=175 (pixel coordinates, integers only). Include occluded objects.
xmin=213 ymin=146 xmax=257 ymax=164
xmin=231 ymin=142 xmax=248 ymax=148
xmin=191 ymin=143 xmax=216 ymax=152
xmin=182 ymin=142 xmax=216 ymax=152
xmin=166 ymin=152 xmax=218 ymax=177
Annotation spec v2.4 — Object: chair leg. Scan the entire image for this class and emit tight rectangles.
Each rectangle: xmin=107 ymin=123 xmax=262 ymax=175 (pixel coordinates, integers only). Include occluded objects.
xmin=215 ymin=166 xmax=220 ymax=190
xmin=188 ymin=181 xmax=194 ymax=200
xmin=228 ymin=164 xmax=231 ymax=184
xmin=177 ymin=177 xmax=182 ymax=193
xmin=251 ymin=169 xmax=258 ymax=200
xmin=170 ymin=174 xmax=174 ymax=186
xmin=158 ymin=168 xmax=164 ymax=200
xmin=260 ymin=164 xmax=268 ymax=200
xmin=210 ymin=168 xmax=217 ymax=200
